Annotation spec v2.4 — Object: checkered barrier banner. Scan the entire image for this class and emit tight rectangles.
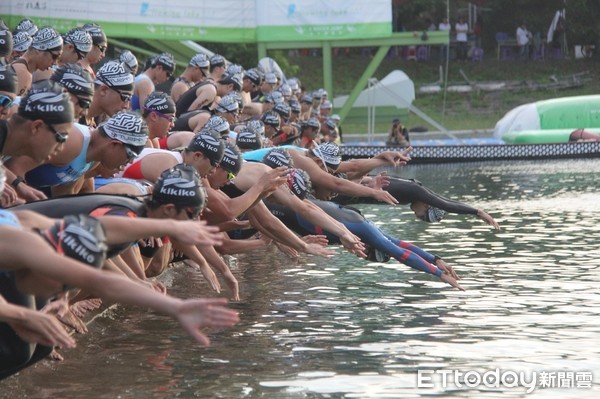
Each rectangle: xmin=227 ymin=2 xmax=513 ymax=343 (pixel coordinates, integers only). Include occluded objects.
xmin=340 ymin=142 xmax=600 ymax=163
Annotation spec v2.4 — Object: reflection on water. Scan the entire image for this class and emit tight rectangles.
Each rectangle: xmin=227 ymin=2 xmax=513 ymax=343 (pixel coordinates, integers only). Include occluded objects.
xmin=4 ymin=160 xmax=600 ymax=398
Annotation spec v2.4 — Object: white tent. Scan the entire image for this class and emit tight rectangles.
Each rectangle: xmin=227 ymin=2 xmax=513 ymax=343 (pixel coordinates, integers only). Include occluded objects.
xmin=333 ymin=70 xmax=415 ymax=109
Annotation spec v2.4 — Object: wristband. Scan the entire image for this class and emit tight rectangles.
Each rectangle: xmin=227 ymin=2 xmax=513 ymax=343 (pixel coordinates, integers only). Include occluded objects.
xmin=11 ymin=176 xmax=26 ymax=188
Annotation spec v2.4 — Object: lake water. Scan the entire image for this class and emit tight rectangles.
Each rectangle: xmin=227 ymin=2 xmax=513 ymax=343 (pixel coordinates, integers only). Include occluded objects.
xmin=3 ymin=159 xmax=600 ymax=398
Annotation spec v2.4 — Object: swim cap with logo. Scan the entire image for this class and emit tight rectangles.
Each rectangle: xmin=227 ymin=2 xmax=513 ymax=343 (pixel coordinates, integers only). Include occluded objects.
xmin=143 ymin=91 xmax=176 ymax=115
xmin=152 ymin=163 xmax=207 ymax=210
xmin=273 ymin=102 xmax=291 ymax=120
xmin=215 ymin=94 xmax=239 ymax=114
xmin=246 ymin=119 xmax=265 ymax=138
xmin=203 ymin=115 xmax=230 ymax=136
xmin=289 ymin=100 xmax=301 ymax=114
xmin=264 ymin=72 xmax=277 ymax=84
xmin=63 ymin=27 xmax=93 ymax=54
xmin=51 ymin=63 xmax=94 ymax=97
xmin=186 ymin=129 xmax=226 ymax=166
xmin=14 ymin=18 xmax=38 ymax=36
xmin=95 ymin=60 xmax=134 ymax=90
xmin=189 ymin=53 xmax=209 ymax=69
xmin=220 ymin=142 xmax=243 ymax=175
xmin=324 ymin=119 xmax=337 ymax=131
xmin=287 ymin=168 xmax=311 ymax=200
xmin=119 ymin=50 xmax=138 ymax=73
xmin=303 ymin=117 xmax=321 ymax=131
xmin=226 ymin=63 xmax=243 ymax=76
xmin=0 ymin=65 xmax=18 ymax=94
xmin=268 ymin=90 xmax=284 ymax=104
xmin=41 ymin=214 xmax=108 ymax=269
xmin=99 ymin=110 xmax=148 ymax=147
xmin=152 ymin=52 xmax=175 ymax=73
xmin=236 ymin=128 xmax=262 ymax=150
xmin=18 ymin=80 xmax=74 ymax=124
xmin=262 ymin=148 xmax=293 ymax=169
xmin=424 ymin=207 xmax=447 ymax=223
xmin=0 ymin=25 xmax=12 ymax=57
xmin=31 ymin=26 xmax=63 ymax=52
xmin=210 ymin=54 xmax=226 ymax=68
xmin=243 ymin=68 xmax=262 ymax=86
xmin=82 ymin=23 xmax=107 ymax=45
xmin=279 ymin=84 xmax=292 ymax=97
xmin=311 ymin=142 xmax=341 ymax=169
xmin=219 ymin=73 xmax=242 ymax=91
xmin=12 ymin=31 xmax=31 ymax=53
xmin=261 ymin=110 xmax=280 ymax=129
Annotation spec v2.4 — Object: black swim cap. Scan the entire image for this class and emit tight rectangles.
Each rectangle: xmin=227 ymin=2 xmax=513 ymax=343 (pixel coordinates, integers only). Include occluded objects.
xmin=273 ymin=102 xmax=291 ymax=120
xmin=236 ymin=128 xmax=262 ymax=150
xmin=51 ymin=63 xmax=94 ymax=97
xmin=219 ymin=72 xmax=242 ymax=91
xmin=0 ymin=65 xmax=18 ymax=94
xmin=152 ymin=52 xmax=176 ymax=73
xmin=262 ymin=147 xmax=293 ymax=169
xmin=152 ymin=163 xmax=207 ymax=210
xmin=0 ymin=26 xmax=13 ymax=57
xmin=244 ymin=68 xmax=262 ymax=86
xmin=12 ymin=31 xmax=31 ymax=53
xmin=95 ymin=60 xmax=134 ymax=90
xmin=42 ymin=214 xmax=108 ymax=269
xmin=82 ymin=23 xmax=107 ymax=45
xmin=287 ymin=168 xmax=311 ymax=200
xmin=261 ymin=110 xmax=280 ymax=129
xmin=424 ymin=207 xmax=447 ymax=223
xmin=220 ymin=142 xmax=243 ymax=175
xmin=18 ymin=80 xmax=74 ymax=124
xmin=303 ymin=117 xmax=321 ymax=131
xmin=186 ymin=129 xmax=226 ymax=166
xmin=144 ymin=91 xmax=176 ymax=115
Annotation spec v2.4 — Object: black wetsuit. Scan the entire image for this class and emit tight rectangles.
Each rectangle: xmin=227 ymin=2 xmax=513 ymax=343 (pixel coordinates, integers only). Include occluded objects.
xmin=11 ymin=193 xmax=147 ymax=257
xmin=175 ymin=80 xmax=216 ymax=118
xmin=0 ymin=211 xmax=52 ymax=380
xmin=336 ymin=177 xmax=478 ymax=215
xmin=0 ymin=120 xmax=8 ymax=155
xmin=173 ymin=110 xmax=211 ymax=132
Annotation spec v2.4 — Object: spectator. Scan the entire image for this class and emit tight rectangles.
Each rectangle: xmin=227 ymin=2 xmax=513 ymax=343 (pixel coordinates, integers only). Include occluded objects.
xmin=455 ymin=17 xmax=469 ymax=61
xmin=386 ymin=118 xmax=410 ymax=147
xmin=516 ymin=22 xmax=532 ymax=60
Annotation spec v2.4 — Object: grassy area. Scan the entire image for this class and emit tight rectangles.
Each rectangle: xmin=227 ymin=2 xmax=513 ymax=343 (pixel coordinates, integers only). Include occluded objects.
xmin=289 ymin=53 xmax=600 ymax=134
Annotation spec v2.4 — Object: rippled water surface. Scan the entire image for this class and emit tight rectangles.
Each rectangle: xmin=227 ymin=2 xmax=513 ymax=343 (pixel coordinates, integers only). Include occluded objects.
xmin=4 ymin=159 xmax=600 ymax=398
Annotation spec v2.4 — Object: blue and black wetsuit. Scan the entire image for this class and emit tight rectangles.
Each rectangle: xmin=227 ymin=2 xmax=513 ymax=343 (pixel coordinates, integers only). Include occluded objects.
xmin=25 ymin=124 xmax=95 ymax=195
xmin=265 ymin=199 xmax=443 ymax=277
xmin=336 ymin=177 xmax=479 ymax=215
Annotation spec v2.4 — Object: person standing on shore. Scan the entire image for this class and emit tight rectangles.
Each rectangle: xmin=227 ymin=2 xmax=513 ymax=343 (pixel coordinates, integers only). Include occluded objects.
xmin=455 ymin=17 xmax=469 ymax=61
xmin=516 ymin=22 xmax=532 ymax=61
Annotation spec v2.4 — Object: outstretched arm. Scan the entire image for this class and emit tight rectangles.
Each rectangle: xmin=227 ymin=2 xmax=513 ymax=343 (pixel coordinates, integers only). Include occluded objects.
xmin=0 ymin=295 xmax=76 ymax=349
xmin=1 ymin=229 xmax=239 ymax=346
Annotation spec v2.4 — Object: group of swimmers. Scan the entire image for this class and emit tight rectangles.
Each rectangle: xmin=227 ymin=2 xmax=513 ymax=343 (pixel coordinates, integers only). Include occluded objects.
xmin=0 ymin=18 xmax=500 ymax=380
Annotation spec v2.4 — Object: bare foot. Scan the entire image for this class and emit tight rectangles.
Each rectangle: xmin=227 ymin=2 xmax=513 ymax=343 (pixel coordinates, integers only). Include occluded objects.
xmin=57 ymin=308 xmax=88 ymax=334
xmin=50 ymin=349 xmax=64 ymax=361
